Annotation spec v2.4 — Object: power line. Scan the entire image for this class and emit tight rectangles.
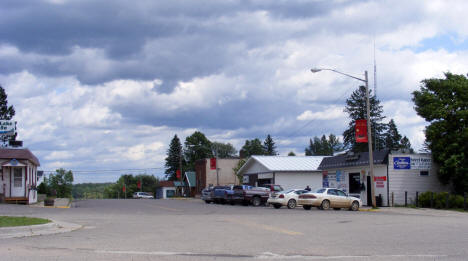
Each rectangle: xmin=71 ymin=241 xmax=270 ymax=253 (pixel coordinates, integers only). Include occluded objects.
xmin=42 ymin=167 xmax=164 ymax=174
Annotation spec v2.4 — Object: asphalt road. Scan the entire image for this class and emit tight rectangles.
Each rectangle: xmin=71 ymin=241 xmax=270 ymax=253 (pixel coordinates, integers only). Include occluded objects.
xmin=1 ymin=199 xmax=468 ymax=261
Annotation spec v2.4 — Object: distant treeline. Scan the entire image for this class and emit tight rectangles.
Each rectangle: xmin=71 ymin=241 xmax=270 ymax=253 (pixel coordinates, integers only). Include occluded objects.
xmin=72 ymin=174 xmax=160 ymax=199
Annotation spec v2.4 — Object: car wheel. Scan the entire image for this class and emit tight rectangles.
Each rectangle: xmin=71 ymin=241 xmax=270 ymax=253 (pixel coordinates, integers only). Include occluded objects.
xmin=333 ymin=208 xmax=341 ymax=210
xmin=303 ymin=205 xmax=312 ymax=210
xmin=287 ymin=199 xmax=297 ymax=209
xmin=273 ymin=204 xmax=282 ymax=209
xmin=350 ymin=201 xmax=360 ymax=211
xmin=252 ymin=196 xmax=261 ymax=207
xmin=321 ymin=200 xmax=330 ymax=210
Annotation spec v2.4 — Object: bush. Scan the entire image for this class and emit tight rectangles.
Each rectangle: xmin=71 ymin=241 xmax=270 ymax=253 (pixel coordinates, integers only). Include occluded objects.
xmin=418 ymin=191 xmax=465 ymax=209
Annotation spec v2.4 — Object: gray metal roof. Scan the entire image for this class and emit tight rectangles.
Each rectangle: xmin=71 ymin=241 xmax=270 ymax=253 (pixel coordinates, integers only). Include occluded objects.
xmin=319 ymin=150 xmax=390 ymax=169
xmin=238 ymin=156 xmax=326 ymax=174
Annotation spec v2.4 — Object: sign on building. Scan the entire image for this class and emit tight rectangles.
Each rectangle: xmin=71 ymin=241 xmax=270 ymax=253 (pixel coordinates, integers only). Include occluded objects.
xmin=393 ymin=156 xmax=432 ymax=170
xmin=0 ymin=120 xmax=15 ymax=135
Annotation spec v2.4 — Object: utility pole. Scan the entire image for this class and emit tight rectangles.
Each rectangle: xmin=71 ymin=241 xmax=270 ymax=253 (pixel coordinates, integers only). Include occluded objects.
xmin=311 ymin=68 xmax=377 ymax=208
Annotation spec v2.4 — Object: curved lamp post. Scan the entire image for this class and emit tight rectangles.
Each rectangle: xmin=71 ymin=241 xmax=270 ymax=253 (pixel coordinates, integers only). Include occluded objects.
xmin=310 ymin=68 xmax=376 ymax=208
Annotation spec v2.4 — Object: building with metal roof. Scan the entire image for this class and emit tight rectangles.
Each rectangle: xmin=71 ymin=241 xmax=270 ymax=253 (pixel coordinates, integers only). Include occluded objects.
xmin=237 ymin=156 xmax=327 ymax=191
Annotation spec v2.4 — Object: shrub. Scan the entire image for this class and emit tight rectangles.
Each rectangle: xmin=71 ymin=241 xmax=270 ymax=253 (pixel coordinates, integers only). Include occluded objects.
xmin=418 ymin=191 xmax=465 ymax=209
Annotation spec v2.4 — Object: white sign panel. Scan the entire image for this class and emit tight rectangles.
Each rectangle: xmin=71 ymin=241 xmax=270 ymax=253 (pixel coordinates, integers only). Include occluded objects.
xmin=411 ymin=157 xmax=432 ymax=170
xmin=0 ymin=120 xmax=15 ymax=135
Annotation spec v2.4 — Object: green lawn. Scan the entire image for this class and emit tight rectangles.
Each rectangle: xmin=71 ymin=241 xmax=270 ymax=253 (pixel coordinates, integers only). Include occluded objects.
xmin=0 ymin=216 xmax=51 ymax=227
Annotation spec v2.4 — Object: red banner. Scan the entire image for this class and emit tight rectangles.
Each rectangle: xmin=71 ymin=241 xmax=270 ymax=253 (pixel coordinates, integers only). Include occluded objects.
xmin=122 ymin=184 xmax=126 ymax=192
xmin=176 ymin=169 xmax=181 ymax=179
xmin=210 ymin=158 xmax=216 ymax=170
xmin=355 ymin=119 xmax=368 ymax=143
xmin=137 ymin=181 xmax=141 ymax=189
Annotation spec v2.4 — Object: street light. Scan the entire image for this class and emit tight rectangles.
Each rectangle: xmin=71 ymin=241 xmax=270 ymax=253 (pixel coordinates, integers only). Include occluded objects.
xmin=310 ymin=67 xmax=376 ymax=208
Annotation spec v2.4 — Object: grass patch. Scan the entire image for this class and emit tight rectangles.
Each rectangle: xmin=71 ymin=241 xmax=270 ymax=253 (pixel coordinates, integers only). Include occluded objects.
xmin=0 ymin=216 xmax=51 ymax=227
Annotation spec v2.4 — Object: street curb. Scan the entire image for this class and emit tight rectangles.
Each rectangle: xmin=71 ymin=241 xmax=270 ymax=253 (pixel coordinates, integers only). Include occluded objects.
xmin=0 ymin=219 xmax=82 ymax=239
xmin=359 ymin=208 xmax=379 ymax=212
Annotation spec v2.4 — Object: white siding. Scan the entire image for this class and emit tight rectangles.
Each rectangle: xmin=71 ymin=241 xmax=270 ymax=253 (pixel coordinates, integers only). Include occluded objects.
xmin=241 ymin=161 xmax=270 ymax=175
xmin=275 ymin=172 xmax=322 ymax=191
xmin=324 ymin=165 xmax=388 ymax=206
xmin=388 ymin=154 xmax=448 ymax=205
xmin=205 ymin=159 xmax=239 ymax=186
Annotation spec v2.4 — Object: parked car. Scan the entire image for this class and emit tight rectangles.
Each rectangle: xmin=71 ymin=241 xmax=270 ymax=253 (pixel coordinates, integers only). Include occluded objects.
xmin=133 ymin=192 xmax=154 ymax=199
xmin=298 ymin=188 xmax=361 ymax=211
xmin=201 ymin=187 xmax=214 ymax=203
xmin=267 ymin=189 xmax=309 ymax=209
xmin=260 ymin=184 xmax=284 ymax=192
xmin=233 ymin=186 xmax=270 ymax=206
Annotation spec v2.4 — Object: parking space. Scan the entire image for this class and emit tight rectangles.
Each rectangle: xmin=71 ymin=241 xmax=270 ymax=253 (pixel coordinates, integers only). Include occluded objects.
xmin=1 ymin=199 xmax=468 ymax=260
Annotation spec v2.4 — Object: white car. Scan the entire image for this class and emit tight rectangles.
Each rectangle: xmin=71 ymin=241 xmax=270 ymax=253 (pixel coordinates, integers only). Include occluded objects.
xmin=133 ymin=192 xmax=154 ymax=199
xmin=297 ymin=188 xmax=362 ymax=211
xmin=267 ymin=189 xmax=309 ymax=209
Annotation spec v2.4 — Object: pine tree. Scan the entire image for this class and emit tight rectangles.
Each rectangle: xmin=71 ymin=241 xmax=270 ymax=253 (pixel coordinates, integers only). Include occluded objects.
xmin=384 ymin=119 xmax=402 ymax=150
xmin=263 ymin=134 xmax=277 ymax=155
xmin=0 ymin=85 xmax=15 ymax=120
xmin=240 ymin=138 xmax=265 ymax=157
xmin=184 ymin=131 xmax=212 ymax=171
xmin=305 ymin=134 xmax=343 ymax=156
xmin=343 ymin=85 xmax=386 ymax=152
xmin=400 ymin=136 xmax=414 ymax=153
xmin=165 ymin=134 xmax=183 ymax=181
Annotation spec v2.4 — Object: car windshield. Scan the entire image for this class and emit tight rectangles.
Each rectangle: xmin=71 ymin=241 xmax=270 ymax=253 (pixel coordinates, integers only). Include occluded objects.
xmin=273 ymin=185 xmax=284 ymax=191
xmin=315 ymin=188 xmax=326 ymax=193
xmin=283 ymin=190 xmax=295 ymax=194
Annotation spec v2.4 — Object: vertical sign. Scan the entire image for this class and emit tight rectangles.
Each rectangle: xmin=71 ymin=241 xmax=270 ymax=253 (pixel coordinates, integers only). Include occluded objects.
xmin=210 ymin=158 xmax=217 ymax=170
xmin=176 ymin=169 xmax=181 ymax=179
xmin=322 ymin=171 xmax=329 ymax=188
xmin=355 ymin=119 xmax=368 ymax=143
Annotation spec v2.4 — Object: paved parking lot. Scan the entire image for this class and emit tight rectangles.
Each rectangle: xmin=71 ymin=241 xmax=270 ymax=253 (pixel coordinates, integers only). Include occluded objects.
xmin=1 ymin=199 xmax=468 ymax=261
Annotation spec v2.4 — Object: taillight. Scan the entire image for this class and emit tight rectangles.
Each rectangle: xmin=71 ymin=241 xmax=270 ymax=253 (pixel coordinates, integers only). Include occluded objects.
xmin=279 ymin=194 xmax=284 ymax=198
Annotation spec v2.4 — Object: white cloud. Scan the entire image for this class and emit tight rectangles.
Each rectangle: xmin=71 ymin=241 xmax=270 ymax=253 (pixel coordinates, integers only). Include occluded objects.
xmin=297 ymin=107 xmax=345 ymax=121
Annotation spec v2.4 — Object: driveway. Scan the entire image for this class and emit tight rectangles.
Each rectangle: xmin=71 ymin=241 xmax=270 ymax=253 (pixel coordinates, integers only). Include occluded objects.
xmin=1 ymin=199 xmax=467 ymax=261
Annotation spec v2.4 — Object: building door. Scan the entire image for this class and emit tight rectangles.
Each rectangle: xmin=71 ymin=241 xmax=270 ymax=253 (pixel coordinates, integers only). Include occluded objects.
xmin=348 ymin=173 xmax=360 ymax=197
xmin=366 ymin=176 xmax=372 ymax=206
xmin=11 ymin=167 xmax=25 ymax=197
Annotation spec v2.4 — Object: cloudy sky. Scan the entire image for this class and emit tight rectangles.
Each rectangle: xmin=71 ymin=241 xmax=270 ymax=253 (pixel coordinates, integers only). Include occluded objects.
xmin=1 ymin=0 xmax=467 ymax=183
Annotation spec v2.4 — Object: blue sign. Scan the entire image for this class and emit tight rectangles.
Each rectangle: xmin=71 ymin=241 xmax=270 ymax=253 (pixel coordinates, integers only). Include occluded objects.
xmin=336 ymin=170 xmax=342 ymax=182
xmin=394 ymin=157 xmax=411 ymax=169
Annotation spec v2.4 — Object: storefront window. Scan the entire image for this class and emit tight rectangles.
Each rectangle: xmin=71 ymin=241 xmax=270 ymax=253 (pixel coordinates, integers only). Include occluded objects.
xmin=349 ymin=173 xmax=361 ymax=194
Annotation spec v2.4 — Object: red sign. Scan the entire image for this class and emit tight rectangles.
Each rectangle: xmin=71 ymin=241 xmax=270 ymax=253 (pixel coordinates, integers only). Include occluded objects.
xmin=176 ymin=169 xmax=181 ymax=179
xmin=137 ymin=181 xmax=141 ymax=189
xmin=210 ymin=158 xmax=216 ymax=170
xmin=122 ymin=184 xmax=126 ymax=192
xmin=355 ymin=119 xmax=368 ymax=143
xmin=374 ymin=176 xmax=387 ymax=181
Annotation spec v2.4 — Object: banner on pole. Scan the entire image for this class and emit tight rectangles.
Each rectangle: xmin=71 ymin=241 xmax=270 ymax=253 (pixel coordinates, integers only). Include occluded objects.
xmin=210 ymin=158 xmax=216 ymax=170
xmin=355 ymin=119 xmax=368 ymax=143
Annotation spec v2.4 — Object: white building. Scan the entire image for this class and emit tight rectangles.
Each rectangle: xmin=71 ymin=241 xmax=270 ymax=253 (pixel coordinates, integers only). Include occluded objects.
xmin=319 ymin=150 xmax=448 ymax=206
xmin=0 ymin=148 xmax=40 ymax=204
xmin=237 ymin=156 xmax=326 ymax=190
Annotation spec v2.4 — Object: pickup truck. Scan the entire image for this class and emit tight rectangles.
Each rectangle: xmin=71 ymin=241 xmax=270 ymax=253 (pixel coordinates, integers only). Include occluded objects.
xmin=212 ymin=185 xmax=233 ymax=204
xmin=232 ymin=186 xmax=271 ymax=206
xmin=201 ymin=187 xmax=214 ymax=204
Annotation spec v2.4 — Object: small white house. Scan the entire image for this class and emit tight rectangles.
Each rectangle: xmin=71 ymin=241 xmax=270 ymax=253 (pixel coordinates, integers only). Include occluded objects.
xmin=0 ymin=148 xmax=40 ymax=204
xmin=319 ymin=150 xmax=448 ymax=206
xmin=237 ymin=156 xmax=326 ymax=190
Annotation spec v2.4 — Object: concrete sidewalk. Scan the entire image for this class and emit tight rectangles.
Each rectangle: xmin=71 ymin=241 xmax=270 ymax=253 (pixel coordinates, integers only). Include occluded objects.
xmin=0 ymin=219 xmax=82 ymax=239
xmin=30 ymin=198 xmax=71 ymax=208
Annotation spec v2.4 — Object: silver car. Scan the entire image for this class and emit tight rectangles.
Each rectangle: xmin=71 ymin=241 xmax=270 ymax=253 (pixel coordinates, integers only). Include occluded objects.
xmin=297 ymin=188 xmax=361 ymax=211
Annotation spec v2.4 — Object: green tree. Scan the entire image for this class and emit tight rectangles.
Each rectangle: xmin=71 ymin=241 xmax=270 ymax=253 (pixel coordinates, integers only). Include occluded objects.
xmin=240 ymin=138 xmax=265 ymax=157
xmin=412 ymin=72 xmax=468 ymax=193
xmin=212 ymin=142 xmax=237 ymax=158
xmin=232 ymin=158 xmax=247 ymax=184
xmin=288 ymin=151 xmax=296 ymax=156
xmin=343 ymin=85 xmax=386 ymax=152
xmin=384 ymin=119 xmax=402 ymax=150
xmin=305 ymin=134 xmax=343 ymax=156
xmin=104 ymin=174 xmax=160 ymax=199
xmin=48 ymin=169 xmax=74 ymax=198
xmin=400 ymin=136 xmax=414 ymax=153
xmin=263 ymin=134 xmax=277 ymax=155
xmin=165 ymin=134 xmax=184 ymax=181
xmin=184 ymin=131 xmax=213 ymax=171
xmin=0 ymin=85 xmax=15 ymax=120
